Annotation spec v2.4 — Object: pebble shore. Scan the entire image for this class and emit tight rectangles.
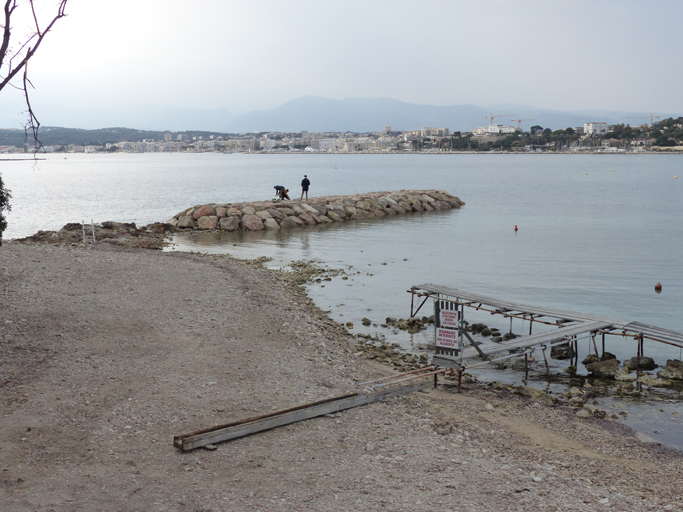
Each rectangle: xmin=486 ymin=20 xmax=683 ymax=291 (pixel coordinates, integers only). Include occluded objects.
xmin=2 ymin=243 xmax=683 ymax=511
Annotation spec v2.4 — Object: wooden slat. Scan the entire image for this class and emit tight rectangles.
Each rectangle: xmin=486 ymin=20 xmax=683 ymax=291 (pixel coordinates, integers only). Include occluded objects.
xmin=460 ymin=320 xmax=613 ymax=359
xmin=174 ymin=380 xmax=432 ymax=451
xmin=461 ymin=329 xmax=489 ymax=360
xmin=416 ymin=284 xmax=629 ymax=328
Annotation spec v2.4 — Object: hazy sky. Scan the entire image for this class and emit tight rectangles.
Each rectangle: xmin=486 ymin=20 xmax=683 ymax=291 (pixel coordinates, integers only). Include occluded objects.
xmin=2 ymin=0 xmax=682 ymax=128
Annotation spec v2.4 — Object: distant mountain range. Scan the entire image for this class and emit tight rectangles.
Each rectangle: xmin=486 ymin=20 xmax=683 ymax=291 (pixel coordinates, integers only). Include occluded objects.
xmin=1 ymin=96 xmax=679 ymax=138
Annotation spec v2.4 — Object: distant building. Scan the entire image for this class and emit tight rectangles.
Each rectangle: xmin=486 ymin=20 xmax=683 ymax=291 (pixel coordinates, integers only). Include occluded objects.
xmin=584 ymin=122 xmax=608 ymax=135
xmin=474 ymin=124 xmax=516 ymax=135
xmin=164 ymin=133 xmax=172 ymax=142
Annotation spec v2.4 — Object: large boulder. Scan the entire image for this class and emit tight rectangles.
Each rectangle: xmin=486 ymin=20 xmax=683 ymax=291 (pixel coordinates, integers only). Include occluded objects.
xmin=298 ymin=213 xmax=317 ymax=226
xmin=227 ymin=208 xmax=242 ymax=217
xmin=344 ymin=206 xmax=358 ymax=216
xmin=658 ymin=359 xmax=683 ymax=381
xmin=277 ymin=207 xmax=295 ymax=216
xmin=327 ymin=211 xmax=344 ymax=222
xmin=301 ymin=204 xmax=320 ymax=215
xmin=312 ymin=203 xmax=328 ymax=215
xmin=586 ymin=358 xmax=620 ymax=378
xmin=177 ymin=215 xmax=195 ymax=229
xmin=219 ymin=216 xmax=240 ymax=231
xmin=411 ymin=203 xmax=424 ymax=212
xmin=197 ymin=215 xmax=218 ymax=230
xmin=551 ymin=343 xmax=574 ymax=360
xmin=192 ymin=205 xmax=214 ymax=220
xmin=280 ymin=216 xmax=305 ymax=228
xmin=263 ymin=218 xmax=280 ymax=230
xmin=355 ymin=200 xmax=372 ymax=210
xmin=241 ymin=206 xmax=256 ymax=216
xmin=255 ymin=211 xmax=272 ymax=221
xmin=582 ymin=354 xmax=600 ymax=366
xmin=266 ymin=208 xmax=285 ymax=220
xmin=378 ymin=196 xmax=398 ymax=208
xmin=637 ymin=375 xmax=671 ymax=388
xmin=625 ymin=356 xmax=657 ymax=371
xmin=391 ymin=204 xmax=407 ymax=214
xmin=240 ymin=214 xmax=264 ymax=231
xmin=215 ymin=207 xmax=227 ymax=219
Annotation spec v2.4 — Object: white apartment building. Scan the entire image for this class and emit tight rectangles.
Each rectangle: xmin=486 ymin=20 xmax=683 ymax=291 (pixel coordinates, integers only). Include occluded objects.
xmin=474 ymin=124 xmax=517 ymax=135
xmin=584 ymin=122 xmax=608 ymax=135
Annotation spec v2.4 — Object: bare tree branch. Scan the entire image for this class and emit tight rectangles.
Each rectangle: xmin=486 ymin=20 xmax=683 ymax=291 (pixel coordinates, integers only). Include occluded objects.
xmin=0 ymin=0 xmax=68 ymax=151
xmin=0 ymin=0 xmax=67 ymax=93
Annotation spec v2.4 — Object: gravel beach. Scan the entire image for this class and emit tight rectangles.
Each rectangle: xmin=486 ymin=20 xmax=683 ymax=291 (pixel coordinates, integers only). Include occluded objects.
xmin=1 ymin=242 xmax=682 ymax=511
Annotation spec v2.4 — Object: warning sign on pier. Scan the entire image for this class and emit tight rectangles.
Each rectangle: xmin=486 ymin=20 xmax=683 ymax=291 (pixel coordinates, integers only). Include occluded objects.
xmin=439 ymin=310 xmax=459 ymax=328
xmin=436 ymin=328 xmax=459 ymax=349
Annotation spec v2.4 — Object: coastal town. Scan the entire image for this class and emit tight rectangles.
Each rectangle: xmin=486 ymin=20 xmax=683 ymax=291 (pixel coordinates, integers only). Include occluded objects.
xmin=1 ymin=117 xmax=682 ymax=154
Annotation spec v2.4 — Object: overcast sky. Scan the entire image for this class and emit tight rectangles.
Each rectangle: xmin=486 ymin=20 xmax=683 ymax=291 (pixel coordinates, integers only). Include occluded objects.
xmin=1 ymin=0 xmax=682 ymax=129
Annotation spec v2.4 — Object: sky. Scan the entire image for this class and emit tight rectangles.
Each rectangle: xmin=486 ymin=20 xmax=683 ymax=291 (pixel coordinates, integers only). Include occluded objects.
xmin=1 ymin=0 xmax=682 ymax=129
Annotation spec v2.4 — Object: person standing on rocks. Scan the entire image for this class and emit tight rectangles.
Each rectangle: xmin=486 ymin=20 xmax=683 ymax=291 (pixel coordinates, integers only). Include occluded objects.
xmin=300 ymin=175 xmax=310 ymax=201
xmin=274 ymin=185 xmax=290 ymax=200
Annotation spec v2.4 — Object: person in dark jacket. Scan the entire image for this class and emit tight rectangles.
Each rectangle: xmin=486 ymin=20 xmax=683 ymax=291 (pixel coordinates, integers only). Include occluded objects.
xmin=274 ymin=185 xmax=290 ymax=200
xmin=300 ymin=175 xmax=310 ymax=200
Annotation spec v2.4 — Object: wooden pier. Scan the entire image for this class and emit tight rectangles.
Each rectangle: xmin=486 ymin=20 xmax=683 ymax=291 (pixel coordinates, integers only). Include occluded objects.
xmin=409 ymin=284 xmax=683 ymax=373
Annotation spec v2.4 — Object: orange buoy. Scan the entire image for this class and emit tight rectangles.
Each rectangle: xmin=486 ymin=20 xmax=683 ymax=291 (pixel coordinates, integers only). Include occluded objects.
xmin=514 ymin=225 xmax=518 ymax=232
xmin=655 ymin=282 xmax=663 ymax=292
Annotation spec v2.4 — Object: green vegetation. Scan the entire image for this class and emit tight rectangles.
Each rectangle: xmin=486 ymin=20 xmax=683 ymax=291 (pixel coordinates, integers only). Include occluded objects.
xmin=0 ymin=127 xmax=238 ymax=147
xmin=468 ymin=117 xmax=683 ymax=152
xmin=0 ymin=174 xmax=10 ymax=244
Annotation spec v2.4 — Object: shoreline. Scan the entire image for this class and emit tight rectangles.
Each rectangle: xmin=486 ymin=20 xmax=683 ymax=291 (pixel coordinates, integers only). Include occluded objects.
xmin=1 ymin=242 xmax=682 ymax=510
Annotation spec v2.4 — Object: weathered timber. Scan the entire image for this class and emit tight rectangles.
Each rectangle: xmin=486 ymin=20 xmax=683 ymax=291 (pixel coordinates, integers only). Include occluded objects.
xmin=174 ymin=379 xmax=432 ymax=451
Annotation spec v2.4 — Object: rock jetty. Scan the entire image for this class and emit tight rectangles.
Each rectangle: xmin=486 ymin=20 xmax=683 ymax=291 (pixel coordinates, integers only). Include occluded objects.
xmin=166 ymin=190 xmax=465 ymax=232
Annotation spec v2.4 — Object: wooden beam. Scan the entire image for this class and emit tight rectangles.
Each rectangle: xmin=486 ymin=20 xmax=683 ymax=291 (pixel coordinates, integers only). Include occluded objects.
xmin=461 ymin=329 xmax=489 ymax=360
xmin=174 ymin=380 xmax=433 ymax=451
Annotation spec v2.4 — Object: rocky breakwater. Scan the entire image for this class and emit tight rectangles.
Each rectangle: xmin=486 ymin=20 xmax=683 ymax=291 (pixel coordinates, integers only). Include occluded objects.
xmin=166 ymin=190 xmax=465 ymax=232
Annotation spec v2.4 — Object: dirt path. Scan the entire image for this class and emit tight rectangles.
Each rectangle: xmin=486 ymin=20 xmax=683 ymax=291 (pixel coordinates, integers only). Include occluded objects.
xmin=1 ymin=243 xmax=681 ymax=511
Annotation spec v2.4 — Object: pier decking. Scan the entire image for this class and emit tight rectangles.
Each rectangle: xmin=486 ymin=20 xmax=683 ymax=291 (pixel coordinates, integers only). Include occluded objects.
xmin=409 ymin=284 xmax=683 ymax=370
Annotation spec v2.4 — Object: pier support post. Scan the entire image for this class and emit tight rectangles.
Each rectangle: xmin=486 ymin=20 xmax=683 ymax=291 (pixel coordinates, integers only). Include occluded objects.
xmin=542 ymin=346 xmax=550 ymax=380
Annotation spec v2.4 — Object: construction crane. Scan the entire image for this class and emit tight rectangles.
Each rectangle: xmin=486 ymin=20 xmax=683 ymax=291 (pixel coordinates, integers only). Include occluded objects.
xmin=511 ymin=118 xmax=535 ymax=130
xmin=485 ymin=113 xmax=515 ymax=126
xmin=623 ymin=114 xmax=660 ymax=126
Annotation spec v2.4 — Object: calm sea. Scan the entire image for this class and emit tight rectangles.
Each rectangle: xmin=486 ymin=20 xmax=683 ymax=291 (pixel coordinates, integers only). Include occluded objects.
xmin=2 ymin=152 xmax=683 ymax=447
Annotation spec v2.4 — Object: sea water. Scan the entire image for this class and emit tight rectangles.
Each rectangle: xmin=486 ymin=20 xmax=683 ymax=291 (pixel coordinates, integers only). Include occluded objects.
xmin=2 ymin=152 xmax=683 ymax=447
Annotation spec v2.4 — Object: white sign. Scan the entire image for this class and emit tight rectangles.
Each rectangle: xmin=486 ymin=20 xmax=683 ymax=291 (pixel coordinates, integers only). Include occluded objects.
xmin=439 ymin=310 xmax=459 ymax=329
xmin=436 ymin=327 xmax=459 ymax=349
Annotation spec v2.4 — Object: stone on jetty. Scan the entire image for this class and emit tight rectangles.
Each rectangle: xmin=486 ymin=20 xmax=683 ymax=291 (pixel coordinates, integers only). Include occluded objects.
xmin=657 ymin=359 xmax=683 ymax=381
xmin=167 ymin=190 xmax=465 ymax=232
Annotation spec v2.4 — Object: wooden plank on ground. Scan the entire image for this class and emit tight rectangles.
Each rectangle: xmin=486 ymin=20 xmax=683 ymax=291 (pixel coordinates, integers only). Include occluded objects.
xmin=174 ymin=379 xmax=432 ymax=451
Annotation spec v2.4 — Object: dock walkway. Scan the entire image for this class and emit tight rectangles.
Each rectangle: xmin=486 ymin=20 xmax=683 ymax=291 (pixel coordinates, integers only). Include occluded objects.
xmin=409 ymin=284 xmax=683 ymax=368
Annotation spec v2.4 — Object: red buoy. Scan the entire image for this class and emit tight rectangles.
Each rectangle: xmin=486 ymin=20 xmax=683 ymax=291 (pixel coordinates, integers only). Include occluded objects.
xmin=655 ymin=282 xmax=663 ymax=292
xmin=514 ymin=225 xmax=518 ymax=232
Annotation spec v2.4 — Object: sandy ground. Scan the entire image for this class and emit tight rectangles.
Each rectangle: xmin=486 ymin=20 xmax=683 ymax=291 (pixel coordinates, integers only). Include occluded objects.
xmin=1 ymin=242 xmax=682 ymax=512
